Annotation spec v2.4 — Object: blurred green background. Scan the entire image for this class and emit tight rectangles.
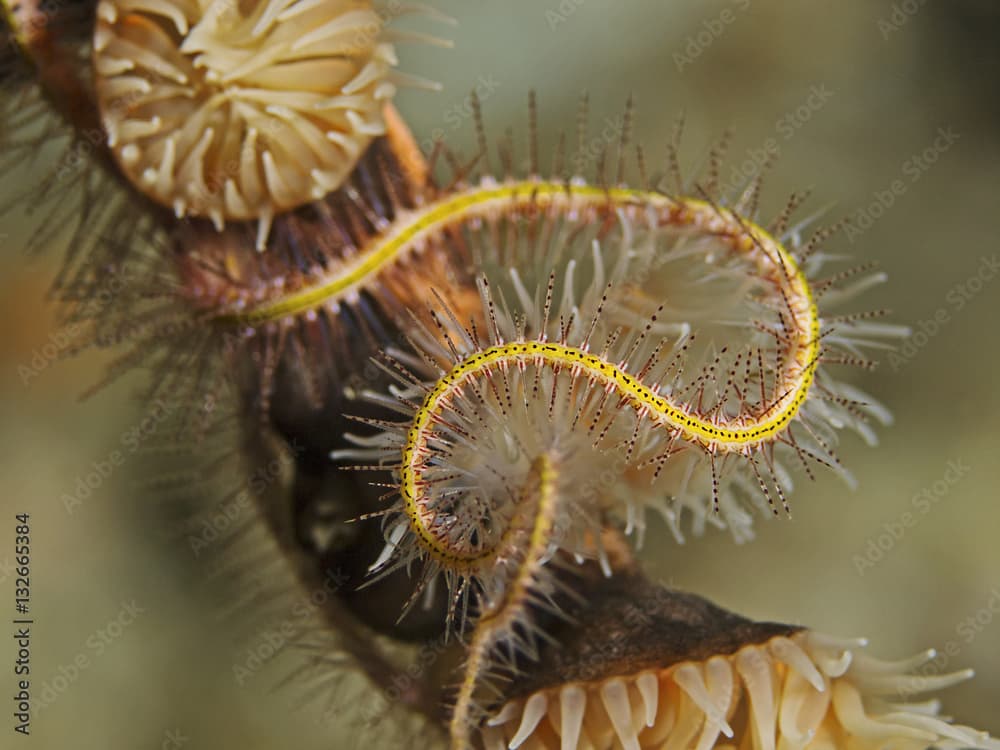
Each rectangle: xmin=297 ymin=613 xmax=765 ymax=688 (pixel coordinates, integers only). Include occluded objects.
xmin=1 ymin=1 xmax=997 ymax=746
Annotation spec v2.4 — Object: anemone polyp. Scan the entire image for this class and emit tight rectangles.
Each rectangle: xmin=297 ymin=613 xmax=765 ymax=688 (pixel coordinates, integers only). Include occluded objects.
xmin=92 ymin=0 xmax=398 ymax=249
xmin=482 ymin=631 xmax=998 ymax=750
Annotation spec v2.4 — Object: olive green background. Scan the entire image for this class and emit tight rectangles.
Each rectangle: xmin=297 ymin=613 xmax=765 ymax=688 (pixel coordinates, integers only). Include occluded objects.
xmin=1 ymin=1 xmax=997 ymax=747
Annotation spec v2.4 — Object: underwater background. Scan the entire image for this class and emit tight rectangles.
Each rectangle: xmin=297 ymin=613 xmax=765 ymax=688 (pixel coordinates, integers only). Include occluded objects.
xmin=0 ymin=1 xmax=997 ymax=746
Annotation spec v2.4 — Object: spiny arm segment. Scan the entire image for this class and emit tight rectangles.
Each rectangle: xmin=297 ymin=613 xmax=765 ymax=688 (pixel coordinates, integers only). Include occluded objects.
xmin=218 ymin=180 xmax=818 ymax=335
xmin=388 ymin=186 xmax=819 ymax=562
xmin=448 ymin=452 xmax=561 ymax=749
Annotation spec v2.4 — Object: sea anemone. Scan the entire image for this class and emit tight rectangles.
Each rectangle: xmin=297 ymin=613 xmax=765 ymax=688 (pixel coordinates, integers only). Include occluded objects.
xmin=335 ymin=111 xmax=906 ymax=616
xmin=93 ymin=0 xmax=401 ymax=248
xmin=478 ymin=579 xmax=999 ymax=750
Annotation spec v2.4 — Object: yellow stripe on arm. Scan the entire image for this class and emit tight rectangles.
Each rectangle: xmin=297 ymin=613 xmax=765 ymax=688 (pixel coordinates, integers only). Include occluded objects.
xmin=220 ymin=182 xmax=671 ymax=325
xmin=401 ymin=333 xmax=817 ymax=537
xmin=221 ymin=183 xmax=816 ymax=353
xmin=448 ymin=452 xmax=561 ymax=749
xmin=389 ymin=184 xmax=820 ymax=554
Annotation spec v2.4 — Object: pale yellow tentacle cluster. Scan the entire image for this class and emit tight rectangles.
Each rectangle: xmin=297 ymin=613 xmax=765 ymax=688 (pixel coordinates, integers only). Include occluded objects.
xmin=94 ymin=0 xmax=397 ymax=247
xmin=482 ymin=632 xmax=997 ymax=750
